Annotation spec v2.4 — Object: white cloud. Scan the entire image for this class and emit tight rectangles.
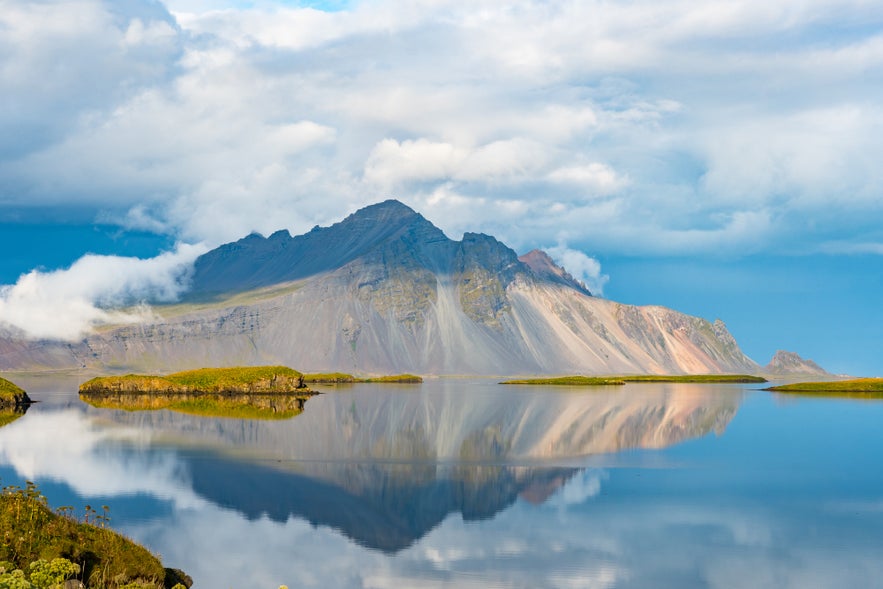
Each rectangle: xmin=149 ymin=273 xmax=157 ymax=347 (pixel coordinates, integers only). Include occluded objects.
xmin=1 ymin=0 xmax=882 ymax=258
xmin=364 ymin=137 xmax=549 ymax=187
xmin=0 ymin=244 xmax=207 ymax=341
xmin=546 ymin=244 xmax=610 ymax=296
xmin=548 ymin=162 xmax=627 ymax=195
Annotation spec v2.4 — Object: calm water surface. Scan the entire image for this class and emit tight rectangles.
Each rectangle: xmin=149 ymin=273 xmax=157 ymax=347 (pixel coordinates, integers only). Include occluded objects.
xmin=1 ymin=376 xmax=882 ymax=589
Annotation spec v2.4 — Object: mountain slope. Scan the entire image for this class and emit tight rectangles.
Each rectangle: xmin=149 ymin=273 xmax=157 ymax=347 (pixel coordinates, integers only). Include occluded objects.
xmin=0 ymin=200 xmax=759 ymax=375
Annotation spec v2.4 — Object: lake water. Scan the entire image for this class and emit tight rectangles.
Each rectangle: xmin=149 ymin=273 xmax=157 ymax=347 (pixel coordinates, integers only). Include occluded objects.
xmin=2 ymin=376 xmax=883 ymax=589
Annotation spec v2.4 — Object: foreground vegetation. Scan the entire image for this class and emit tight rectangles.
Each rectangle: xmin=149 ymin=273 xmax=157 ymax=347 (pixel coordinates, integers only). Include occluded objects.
xmin=80 ymin=366 xmax=307 ymax=394
xmin=766 ymin=378 xmax=883 ymax=398
xmin=500 ymin=374 xmax=765 ymax=386
xmin=0 ymin=482 xmax=189 ymax=589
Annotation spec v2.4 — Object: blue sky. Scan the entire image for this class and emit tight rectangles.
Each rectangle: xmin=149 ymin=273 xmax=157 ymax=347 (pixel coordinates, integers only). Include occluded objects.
xmin=1 ymin=0 xmax=881 ymax=374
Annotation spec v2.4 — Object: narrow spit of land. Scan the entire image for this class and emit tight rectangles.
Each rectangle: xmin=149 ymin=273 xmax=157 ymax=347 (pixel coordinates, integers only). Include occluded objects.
xmin=766 ymin=377 xmax=883 ymax=398
xmin=303 ymin=373 xmax=423 ymax=384
xmin=499 ymin=374 xmax=767 ymax=385
xmin=79 ymin=366 xmax=318 ymax=419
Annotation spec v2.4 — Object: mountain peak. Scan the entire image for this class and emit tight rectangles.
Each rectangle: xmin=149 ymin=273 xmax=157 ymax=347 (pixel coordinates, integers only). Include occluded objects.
xmin=765 ymin=350 xmax=828 ymax=376
xmin=358 ymin=198 xmax=415 ymax=216
xmin=519 ymin=249 xmax=591 ymax=295
xmin=187 ymin=199 xmax=445 ymax=299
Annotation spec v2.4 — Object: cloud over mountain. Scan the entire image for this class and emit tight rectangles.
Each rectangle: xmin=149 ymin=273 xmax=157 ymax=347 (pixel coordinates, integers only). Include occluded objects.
xmin=0 ymin=0 xmax=881 ymax=259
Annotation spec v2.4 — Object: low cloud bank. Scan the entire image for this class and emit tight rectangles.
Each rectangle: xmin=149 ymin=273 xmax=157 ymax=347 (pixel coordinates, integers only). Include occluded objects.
xmin=0 ymin=243 xmax=207 ymax=341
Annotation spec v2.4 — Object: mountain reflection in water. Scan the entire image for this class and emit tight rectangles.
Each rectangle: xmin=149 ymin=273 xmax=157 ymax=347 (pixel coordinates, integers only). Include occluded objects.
xmin=76 ymin=380 xmax=739 ymax=552
xmin=4 ymin=379 xmax=883 ymax=588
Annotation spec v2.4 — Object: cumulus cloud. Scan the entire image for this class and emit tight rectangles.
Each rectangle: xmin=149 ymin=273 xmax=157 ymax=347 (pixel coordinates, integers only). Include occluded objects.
xmin=546 ymin=244 xmax=610 ymax=296
xmin=1 ymin=0 xmax=882 ymax=257
xmin=0 ymin=244 xmax=207 ymax=341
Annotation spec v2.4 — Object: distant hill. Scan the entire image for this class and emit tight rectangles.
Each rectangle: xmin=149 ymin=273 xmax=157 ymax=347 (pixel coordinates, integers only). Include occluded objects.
xmin=764 ymin=350 xmax=828 ymax=376
xmin=0 ymin=200 xmax=760 ymax=376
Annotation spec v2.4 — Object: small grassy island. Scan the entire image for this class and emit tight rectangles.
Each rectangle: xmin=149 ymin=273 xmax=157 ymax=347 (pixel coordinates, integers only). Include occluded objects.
xmin=618 ymin=374 xmax=767 ymax=383
xmin=1 ymin=482 xmax=190 ymax=589
xmin=303 ymin=373 xmax=424 ymax=384
xmin=0 ymin=376 xmax=32 ymax=408
xmin=500 ymin=374 xmax=766 ymax=386
xmin=0 ymin=377 xmax=33 ymax=427
xmin=79 ymin=366 xmax=318 ymax=420
xmin=766 ymin=377 xmax=883 ymax=398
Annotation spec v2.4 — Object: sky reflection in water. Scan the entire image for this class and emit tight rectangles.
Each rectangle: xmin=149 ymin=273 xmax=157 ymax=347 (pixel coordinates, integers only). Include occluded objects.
xmin=1 ymin=379 xmax=882 ymax=588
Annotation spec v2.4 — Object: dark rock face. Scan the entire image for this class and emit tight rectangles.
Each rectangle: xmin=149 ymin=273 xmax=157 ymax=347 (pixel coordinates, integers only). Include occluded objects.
xmin=187 ymin=199 xmax=453 ymax=298
xmin=765 ymin=350 xmax=828 ymax=375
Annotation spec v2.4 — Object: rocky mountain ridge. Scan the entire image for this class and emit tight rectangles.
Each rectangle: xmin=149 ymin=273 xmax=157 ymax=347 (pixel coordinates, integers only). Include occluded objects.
xmin=764 ymin=350 xmax=828 ymax=376
xmin=0 ymin=200 xmax=760 ymax=375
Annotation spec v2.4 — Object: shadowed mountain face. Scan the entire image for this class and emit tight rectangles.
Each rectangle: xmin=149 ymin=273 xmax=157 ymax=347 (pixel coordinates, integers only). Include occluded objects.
xmin=187 ymin=200 xmax=455 ymax=299
xmin=80 ymin=382 xmax=740 ymax=552
xmin=0 ymin=200 xmax=760 ymax=375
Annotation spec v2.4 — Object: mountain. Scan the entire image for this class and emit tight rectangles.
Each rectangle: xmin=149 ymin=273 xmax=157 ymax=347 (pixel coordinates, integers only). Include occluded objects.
xmin=764 ymin=350 xmax=828 ymax=376
xmin=0 ymin=200 xmax=759 ymax=375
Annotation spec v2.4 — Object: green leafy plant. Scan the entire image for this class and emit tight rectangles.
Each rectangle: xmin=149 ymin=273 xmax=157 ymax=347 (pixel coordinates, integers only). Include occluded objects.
xmin=0 ymin=481 xmax=182 ymax=588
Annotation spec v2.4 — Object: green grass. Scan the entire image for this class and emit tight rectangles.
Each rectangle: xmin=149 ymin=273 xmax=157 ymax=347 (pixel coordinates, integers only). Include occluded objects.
xmin=304 ymin=373 xmax=425 ymax=384
xmin=80 ymin=365 xmax=306 ymax=394
xmin=80 ymin=366 xmax=312 ymax=420
xmin=164 ymin=365 xmax=303 ymax=390
xmin=0 ymin=481 xmax=186 ymax=588
xmin=358 ymin=374 xmax=423 ymax=383
xmin=500 ymin=376 xmax=626 ymax=386
xmin=303 ymin=372 xmax=356 ymax=383
xmin=499 ymin=374 xmax=766 ymax=386
xmin=766 ymin=377 xmax=883 ymax=397
xmin=0 ymin=377 xmax=26 ymax=402
xmin=617 ymin=374 xmax=767 ymax=383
